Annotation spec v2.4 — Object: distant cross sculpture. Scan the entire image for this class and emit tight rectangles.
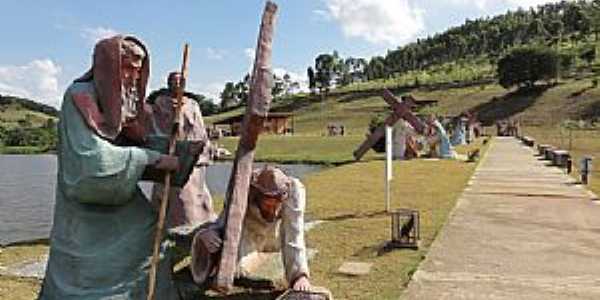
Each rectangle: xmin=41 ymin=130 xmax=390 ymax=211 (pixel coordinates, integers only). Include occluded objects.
xmin=353 ymin=90 xmax=426 ymax=161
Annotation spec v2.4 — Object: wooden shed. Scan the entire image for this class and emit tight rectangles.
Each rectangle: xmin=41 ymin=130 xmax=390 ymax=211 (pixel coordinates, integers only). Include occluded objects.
xmin=212 ymin=112 xmax=294 ymax=136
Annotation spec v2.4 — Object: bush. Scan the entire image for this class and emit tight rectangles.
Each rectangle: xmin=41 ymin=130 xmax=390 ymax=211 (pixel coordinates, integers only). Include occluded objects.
xmin=558 ymin=51 xmax=576 ymax=76
xmin=497 ymin=46 xmax=559 ymax=89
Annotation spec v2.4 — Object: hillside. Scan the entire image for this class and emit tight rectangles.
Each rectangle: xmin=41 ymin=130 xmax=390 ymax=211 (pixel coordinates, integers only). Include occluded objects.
xmin=0 ymin=96 xmax=58 ymax=154
xmin=207 ymin=75 xmax=600 ymax=134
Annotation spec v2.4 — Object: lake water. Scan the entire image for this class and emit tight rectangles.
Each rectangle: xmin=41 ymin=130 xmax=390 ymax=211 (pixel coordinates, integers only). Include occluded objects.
xmin=0 ymin=155 xmax=322 ymax=246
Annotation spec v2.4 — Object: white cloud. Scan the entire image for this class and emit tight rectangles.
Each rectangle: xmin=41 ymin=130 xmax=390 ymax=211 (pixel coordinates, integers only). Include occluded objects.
xmin=81 ymin=26 xmax=119 ymax=44
xmin=205 ymin=47 xmax=226 ymax=60
xmin=188 ymin=81 xmax=225 ymax=103
xmin=504 ymin=0 xmax=565 ymax=9
xmin=244 ymin=48 xmax=256 ymax=62
xmin=312 ymin=9 xmax=332 ymax=21
xmin=0 ymin=59 xmax=63 ymax=107
xmin=244 ymin=47 xmax=257 ymax=73
xmin=322 ymin=0 xmax=425 ymax=46
xmin=447 ymin=0 xmax=565 ymax=11
xmin=273 ymin=68 xmax=309 ymax=93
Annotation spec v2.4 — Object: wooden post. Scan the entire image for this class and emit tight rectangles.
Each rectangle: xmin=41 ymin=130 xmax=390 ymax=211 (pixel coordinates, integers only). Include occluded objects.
xmin=147 ymin=44 xmax=190 ymax=300
xmin=569 ymin=127 xmax=573 ymax=151
xmin=214 ymin=1 xmax=278 ymax=293
xmin=385 ymin=126 xmax=393 ymax=212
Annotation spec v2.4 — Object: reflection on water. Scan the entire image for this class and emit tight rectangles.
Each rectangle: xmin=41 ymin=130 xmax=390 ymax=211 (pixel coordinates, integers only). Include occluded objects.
xmin=0 ymin=156 xmax=322 ymax=246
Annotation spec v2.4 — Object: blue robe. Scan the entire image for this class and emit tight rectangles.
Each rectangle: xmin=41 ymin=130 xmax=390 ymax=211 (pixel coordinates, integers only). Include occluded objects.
xmin=451 ymin=119 xmax=466 ymax=146
xmin=39 ymin=82 xmax=186 ymax=299
xmin=432 ymin=120 xmax=455 ymax=159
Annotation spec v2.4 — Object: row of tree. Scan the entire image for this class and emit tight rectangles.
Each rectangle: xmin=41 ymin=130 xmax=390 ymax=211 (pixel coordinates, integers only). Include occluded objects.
xmin=218 ymin=72 xmax=302 ymax=110
xmin=146 ymin=88 xmax=220 ymax=116
xmin=306 ymin=0 xmax=600 ymax=93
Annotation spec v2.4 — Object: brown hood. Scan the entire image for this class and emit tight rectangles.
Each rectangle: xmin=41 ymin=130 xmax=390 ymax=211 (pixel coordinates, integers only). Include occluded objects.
xmin=250 ymin=165 xmax=291 ymax=200
xmin=74 ymin=35 xmax=150 ymax=141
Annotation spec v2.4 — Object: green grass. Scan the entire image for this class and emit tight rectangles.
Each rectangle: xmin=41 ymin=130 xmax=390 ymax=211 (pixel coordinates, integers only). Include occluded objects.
xmin=522 ymin=126 xmax=600 ymax=197
xmin=302 ymin=139 xmax=488 ymax=299
xmin=0 ymin=244 xmax=47 ymax=300
xmin=0 ymin=103 xmax=56 ymax=129
xmin=0 ymin=146 xmax=49 ymax=155
xmin=215 ymin=135 xmax=379 ymax=165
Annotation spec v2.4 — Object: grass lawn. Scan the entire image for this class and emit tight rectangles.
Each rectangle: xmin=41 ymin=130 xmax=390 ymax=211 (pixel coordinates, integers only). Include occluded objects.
xmin=0 ymin=244 xmax=47 ymax=300
xmin=215 ymin=135 xmax=379 ymax=165
xmin=522 ymin=126 xmax=600 ymax=196
xmin=302 ymin=139 xmax=487 ymax=299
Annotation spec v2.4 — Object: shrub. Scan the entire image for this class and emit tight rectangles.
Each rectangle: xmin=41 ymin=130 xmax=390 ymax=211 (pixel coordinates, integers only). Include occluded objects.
xmin=497 ymin=46 xmax=559 ymax=89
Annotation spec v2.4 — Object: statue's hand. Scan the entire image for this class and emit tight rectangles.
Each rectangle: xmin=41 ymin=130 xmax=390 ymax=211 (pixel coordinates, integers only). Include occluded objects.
xmin=198 ymin=229 xmax=222 ymax=254
xmin=154 ymin=155 xmax=180 ymax=172
xmin=292 ymin=275 xmax=311 ymax=291
xmin=188 ymin=141 xmax=205 ymax=156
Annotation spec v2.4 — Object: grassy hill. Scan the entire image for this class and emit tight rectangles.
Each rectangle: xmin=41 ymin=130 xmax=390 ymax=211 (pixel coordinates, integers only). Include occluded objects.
xmin=205 ymin=74 xmax=600 ymax=163
xmin=0 ymin=96 xmax=58 ymax=154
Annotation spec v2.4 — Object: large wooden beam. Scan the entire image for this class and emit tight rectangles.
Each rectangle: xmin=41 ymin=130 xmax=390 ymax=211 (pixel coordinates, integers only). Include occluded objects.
xmin=214 ymin=1 xmax=278 ymax=293
xmin=353 ymin=90 xmax=426 ymax=161
xmin=382 ymin=90 xmax=425 ymax=134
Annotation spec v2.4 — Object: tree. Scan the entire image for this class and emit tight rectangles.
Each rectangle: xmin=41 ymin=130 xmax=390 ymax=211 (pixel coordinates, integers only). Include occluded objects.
xmin=366 ymin=56 xmax=386 ymax=80
xmin=280 ymin=73 xmax=300 ymax=95
xmin=559 ymin=51 xmax=576 ymax=77
xmin=220 ymin=82 xmax=238 ymax=109
xmin=146 ymin=87 xmax=220 ymax=116
xmin=527 ymin=18 xmax=548 ymax=43
xmin=589 ymin=0 xmax=600 ymax=41
xmin=580 ymin=47 xmax=597 ymax=66
xmin=315 ymin=54 xmax=335 ymax=94
xmin=271 ymin=74 xmax=285 ymax=97
xmin=184 ymin=92 xmax=220 ymax=116
xmin=307 ymin=67 xmax=316 ymax=94
xmin=497 ymin=46 xmax=559 ymax=89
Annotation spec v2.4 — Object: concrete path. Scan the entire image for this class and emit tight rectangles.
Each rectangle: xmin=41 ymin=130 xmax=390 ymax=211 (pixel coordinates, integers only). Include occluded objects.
xmin=404 ymin=137 xmax=600 ymax=300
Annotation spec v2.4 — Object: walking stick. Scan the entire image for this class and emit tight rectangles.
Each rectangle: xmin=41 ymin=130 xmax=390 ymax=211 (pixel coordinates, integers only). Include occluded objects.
xmin=147 ymin=43 xmax=190 ymax=300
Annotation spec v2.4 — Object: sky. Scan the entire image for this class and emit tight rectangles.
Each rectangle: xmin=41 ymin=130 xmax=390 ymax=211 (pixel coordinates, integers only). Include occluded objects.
xmin=0 ymin=0 xmax=567 ymax=108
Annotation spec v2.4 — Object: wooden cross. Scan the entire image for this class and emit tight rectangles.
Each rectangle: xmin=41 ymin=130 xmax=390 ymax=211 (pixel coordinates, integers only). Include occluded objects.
xmin=353 ymin=89 xmax=426 ymax=161
xmin=213 ymin=1 xmax=278 ymax=293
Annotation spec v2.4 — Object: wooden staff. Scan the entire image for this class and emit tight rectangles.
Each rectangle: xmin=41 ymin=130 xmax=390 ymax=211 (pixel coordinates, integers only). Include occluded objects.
xmin=147 ymin=44 xmax=190 ymax=300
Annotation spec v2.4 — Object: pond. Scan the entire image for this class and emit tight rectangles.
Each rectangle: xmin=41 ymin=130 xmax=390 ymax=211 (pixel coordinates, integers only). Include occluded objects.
xmin=0 ymin=155 xmax=322 ymax=246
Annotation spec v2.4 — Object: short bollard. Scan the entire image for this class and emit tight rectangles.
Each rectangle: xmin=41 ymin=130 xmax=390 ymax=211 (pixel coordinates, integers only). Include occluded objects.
xmin=581 ymin=156 xmax=593 ymax=185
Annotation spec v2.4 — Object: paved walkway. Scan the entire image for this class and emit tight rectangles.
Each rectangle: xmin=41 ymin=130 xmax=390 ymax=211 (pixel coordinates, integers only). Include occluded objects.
xmin=404 ymin=137 xmax=600 ymax=300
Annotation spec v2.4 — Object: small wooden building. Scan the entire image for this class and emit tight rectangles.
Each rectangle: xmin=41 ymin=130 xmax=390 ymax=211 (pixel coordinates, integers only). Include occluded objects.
xmin=212 ymin=112 xmax=294 ymax=136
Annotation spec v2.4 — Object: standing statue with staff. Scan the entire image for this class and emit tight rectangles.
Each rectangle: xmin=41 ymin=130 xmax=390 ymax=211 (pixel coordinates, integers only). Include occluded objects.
xmin=38 ymin=35 xmax=204 ymax=300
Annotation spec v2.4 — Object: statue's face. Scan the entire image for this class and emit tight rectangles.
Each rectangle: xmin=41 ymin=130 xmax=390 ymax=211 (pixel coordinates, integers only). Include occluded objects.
xmin=257 ymin=194 xmax=283 ymax=223
xmin=121 ymin=53 xmax=143 ymax=91
xmin=168 ymin=73 xmax=183 ymax=93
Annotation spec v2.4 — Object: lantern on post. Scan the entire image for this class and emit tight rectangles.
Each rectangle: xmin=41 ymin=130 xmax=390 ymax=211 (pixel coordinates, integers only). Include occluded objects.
xmin=390 ymin=209 xmax=420 ymax=249
xmin=581 ymin=156 xmax=593 ymax=185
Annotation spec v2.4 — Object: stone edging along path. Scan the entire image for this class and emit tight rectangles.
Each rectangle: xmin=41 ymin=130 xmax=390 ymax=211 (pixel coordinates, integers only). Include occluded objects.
xmin=403 ymin=137 xmax=600 ymax=300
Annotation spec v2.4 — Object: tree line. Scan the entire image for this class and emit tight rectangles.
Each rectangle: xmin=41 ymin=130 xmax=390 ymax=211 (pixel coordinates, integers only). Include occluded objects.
xmin=306 ymin=0 xmax=600 ymax=92
xmin=218 ymin=72 xmax=302 ymax=110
